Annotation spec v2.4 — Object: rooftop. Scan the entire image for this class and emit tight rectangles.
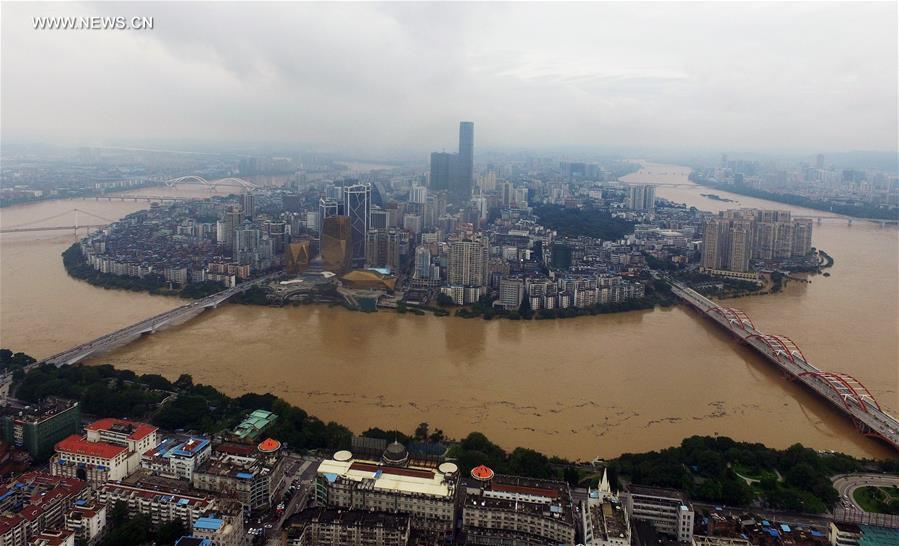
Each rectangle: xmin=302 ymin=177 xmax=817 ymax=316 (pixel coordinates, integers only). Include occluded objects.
xmin=626 ymin=483 xmax=690 ymax=503
xmin=56 ymin=435 xmax=126 ymax=459
xmin=284 ymin=507 xmax=410 ymax=535
xmin=86 ymin=418 xmax=157 ymax=441
xmin=317 ymin=455 xmax=454 ymax=498
xmin=460 ymin=474 xmax=574 ymax=525
xmin=233 ymin=410 xmax=277 ymax=439
xmin=0 ymin=399 xmax=78 ymax=425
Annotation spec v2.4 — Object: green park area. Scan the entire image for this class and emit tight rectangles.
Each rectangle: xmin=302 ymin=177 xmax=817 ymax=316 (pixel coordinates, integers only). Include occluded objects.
xmin=853 ymin=486 xmax=899 ymax=515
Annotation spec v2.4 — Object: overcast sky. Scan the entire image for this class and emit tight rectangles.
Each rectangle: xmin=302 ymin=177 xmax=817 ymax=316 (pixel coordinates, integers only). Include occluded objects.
xmin=2 ymin=2 xmax=897 ymax=155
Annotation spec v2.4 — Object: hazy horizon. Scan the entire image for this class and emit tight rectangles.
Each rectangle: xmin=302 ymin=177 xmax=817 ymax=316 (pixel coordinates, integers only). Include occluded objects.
xmin=2 ymin=2 xmax=897 ymax=156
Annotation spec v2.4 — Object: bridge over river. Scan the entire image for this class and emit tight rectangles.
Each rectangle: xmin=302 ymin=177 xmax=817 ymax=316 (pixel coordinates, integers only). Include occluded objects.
xmin=666 ymin=277 xmax=899 ymax=453
xmin=35 ymin=274 xmax=277 ymax=367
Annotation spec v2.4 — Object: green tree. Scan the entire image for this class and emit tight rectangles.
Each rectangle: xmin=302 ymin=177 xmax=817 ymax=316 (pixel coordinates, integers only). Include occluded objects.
xmin=414 ymin=422 xmax=430 ymax=441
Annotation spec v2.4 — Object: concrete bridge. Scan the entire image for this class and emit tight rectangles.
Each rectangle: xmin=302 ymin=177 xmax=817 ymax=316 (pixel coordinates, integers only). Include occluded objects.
xmin=666 ymin=278 xmax=899 ymax=452
xmin=36 ymin=275 xmax=276 ymax=367
xmin=83 ymin=195 xmax=193 ymax=203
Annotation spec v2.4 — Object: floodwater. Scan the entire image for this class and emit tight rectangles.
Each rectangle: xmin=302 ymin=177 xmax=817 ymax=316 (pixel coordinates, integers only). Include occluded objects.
xmin=1 ymin=168 xmax=896 ymax=460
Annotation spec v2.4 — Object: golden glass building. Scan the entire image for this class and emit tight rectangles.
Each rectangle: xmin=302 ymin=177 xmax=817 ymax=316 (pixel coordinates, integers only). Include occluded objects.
xmin=320 ymin=216 xmax=351 ymax=273
xmin=285 ymin=240 xmax=311 ymax=274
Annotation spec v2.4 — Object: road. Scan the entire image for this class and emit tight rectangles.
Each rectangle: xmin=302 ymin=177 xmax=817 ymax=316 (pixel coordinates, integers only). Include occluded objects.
xmin=259 ymin=454 xmax=321 ymax=546
xmin=832 ymin=473 xmax=899 ymax=512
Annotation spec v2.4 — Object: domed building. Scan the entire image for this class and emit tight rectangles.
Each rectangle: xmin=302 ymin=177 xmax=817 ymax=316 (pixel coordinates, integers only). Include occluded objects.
xmin=381 ymin=440 xmax=409 ymax=467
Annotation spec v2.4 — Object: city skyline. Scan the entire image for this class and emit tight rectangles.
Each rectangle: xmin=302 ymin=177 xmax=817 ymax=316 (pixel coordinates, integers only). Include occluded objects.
xmin=2 ymin=2 xmax=897 ymax=154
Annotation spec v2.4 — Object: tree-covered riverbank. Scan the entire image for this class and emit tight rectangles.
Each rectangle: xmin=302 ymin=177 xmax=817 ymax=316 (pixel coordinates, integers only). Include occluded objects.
xmin=2 ymin=349 xmax=896 ymax=514
xmin=689 ymin=173 xmax=899 ymax=221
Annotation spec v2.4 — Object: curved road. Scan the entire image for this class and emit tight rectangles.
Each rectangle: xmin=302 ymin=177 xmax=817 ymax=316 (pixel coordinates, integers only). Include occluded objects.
xmin=832 ymin=473 xmax=899 ymax=512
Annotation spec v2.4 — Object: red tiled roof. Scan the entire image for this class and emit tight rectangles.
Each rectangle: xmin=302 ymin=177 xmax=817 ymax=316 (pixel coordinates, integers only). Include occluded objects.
xmin=56 ymin=435 xmax=126 ymax=459
xmin=471 ymin=465 xmax=495 ymax=481
xmin=85 ymin=418 xmax=157 ymax=441
xmin=257 ymin=438 xmax=281 ymax=453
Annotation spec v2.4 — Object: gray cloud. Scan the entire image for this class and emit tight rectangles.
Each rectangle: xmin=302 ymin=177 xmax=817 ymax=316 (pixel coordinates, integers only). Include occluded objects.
xmin=2 ymin=2 xmax=896 ymax=154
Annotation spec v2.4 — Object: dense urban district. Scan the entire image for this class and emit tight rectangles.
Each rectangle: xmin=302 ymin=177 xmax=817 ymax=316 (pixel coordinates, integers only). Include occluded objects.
xmin=2 ymin=124 xmax=898 ymax=546
xmin=0 ymin=350 xmax=897 ymax=546
xmin=58 ymin=124 xmax=840 ymax=321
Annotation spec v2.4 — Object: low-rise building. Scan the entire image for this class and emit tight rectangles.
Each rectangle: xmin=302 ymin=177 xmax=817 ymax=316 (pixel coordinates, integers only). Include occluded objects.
xmin=0 ymin=472 xmax=88 ymax=546
xmin=98 ymin=481 xmax=216 ymax=532
xmin=315 ymin=445 xmax=458 ymax=540
xmin=231 ymin=410 xmax=277 ymax=441
xmin=191 ymin=440 xmax=285 ymax=512
xmin=190 ymin=513 xmax=245 ymax=546
xmin=460 ymin=466 xmax=576 ymax=546
xmin=141 ymin=436 xmax=212 ymax=481
xmin=582 ymin=470 xmax=630 ymax=546
xmin=29 ymin=529 xmax=75 ymax=546
xmin=51 ymin=419 xmax=158 ymax=484
xmin=625 ymin=484 xmax=694 ymax=543
xmin=283 ymin=507 xmax=411 ymax=546
xmin=64 ymin=503 xmax=106 ymax=545
xmin=0 ymin=400 xmax=81 ymax=460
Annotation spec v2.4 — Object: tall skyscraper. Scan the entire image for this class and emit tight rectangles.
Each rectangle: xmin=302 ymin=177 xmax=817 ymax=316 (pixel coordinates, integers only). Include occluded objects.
xmin=429 ymin=121 xmax=474 ymax=202
xmin=455 ymin=121 xmax=474 ymax=201
xmin=319 ymin=198 xmax=339 ymax=220
xmin=414 ymin=245 xmax=432 ymax=279
xmin=343 ymin=183 xmax=372 ymax=269
xmin=410 ymin=185 xmax=428 ymax=204
xmin=320 ymin=216 xmax=351 ymax=273
xmin=430 ymin=152 xmax=455 ymax=192
xmin=217 ymin=205 xmax=242 ymax=254
xmin=240 ymin=193 xmax=256 ymax=219
xmin=448 ymin=239 xmax=488 ymax=287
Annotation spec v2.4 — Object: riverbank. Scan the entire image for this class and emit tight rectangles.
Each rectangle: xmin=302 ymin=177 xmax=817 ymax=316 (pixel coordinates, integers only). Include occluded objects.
xmin=689 ymin=174 xmax=898 ymax=221
xmin=3 ymin=352 xmax=896 ymax=513
xmin=62 ymin=243 xmax=225 ymax=299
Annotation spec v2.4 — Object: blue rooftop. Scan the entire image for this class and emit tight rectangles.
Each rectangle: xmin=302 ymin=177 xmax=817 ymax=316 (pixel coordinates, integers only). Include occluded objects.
xmin=193 ymin=517 xmax=224 ymax=531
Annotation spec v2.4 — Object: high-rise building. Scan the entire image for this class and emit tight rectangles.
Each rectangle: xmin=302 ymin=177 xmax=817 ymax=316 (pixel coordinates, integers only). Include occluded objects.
xmin=305 ymin=211 xmax=321 ymax=233
xmin=240 ymin=193 xmax=256 ymax=219
xmin=365 ymin=229 xmax=400 ymax=272
xmin=217 ymin=206 xmax=242 ymax=253
xmin=702 ymin=209 xmax=813 ymax=272
xmin=320 ymin=216 xmax=351 ymax=273
xmin=728 ymin=220 xmax=753 ymax=272
xmin=500 ymin=181 xmax=513 ymax=208
xmin=319 ymin=198 xmax=339 ymax=221
xmin=627 ymin=185 xmax=656 ymax=211
xmin=455 ymin=121 xmax=474 ymax=201
xmin=448 ymin=239 xmax=488 ymax=287
xmin=343 ymin=184 xmax=372 ymax=269
xmin=430 ymin=152 xmax=456 ymax=192
xmin=414 ymin=246 xmax=432 ymax=279
xmin=701 ymin=218 xmax=728 ymax=270
xmin=410 ymin=185 xmax=428 ymax=205
xmin=325 ymin=184 xmax=344 ymax=204
xmin=369 ymin=208 xmax=388 ymax=230
xmin=792 ymin=218 xmax=813 ymax=256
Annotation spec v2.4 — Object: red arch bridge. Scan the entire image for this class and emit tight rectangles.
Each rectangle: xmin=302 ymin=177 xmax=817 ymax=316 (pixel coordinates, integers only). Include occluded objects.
xmin=667 ymin=279 xmax=899 ymax=452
